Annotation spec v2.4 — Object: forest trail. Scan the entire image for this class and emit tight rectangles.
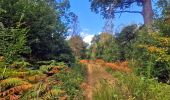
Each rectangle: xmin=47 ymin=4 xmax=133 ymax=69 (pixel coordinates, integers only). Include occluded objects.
xmin=80 ymin=60 xmax=117 ymax=100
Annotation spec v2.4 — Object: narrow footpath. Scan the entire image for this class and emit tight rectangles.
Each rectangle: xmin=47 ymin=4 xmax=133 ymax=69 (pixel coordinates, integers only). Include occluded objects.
xmin=80 ymin=60 xmax=116 ymax=100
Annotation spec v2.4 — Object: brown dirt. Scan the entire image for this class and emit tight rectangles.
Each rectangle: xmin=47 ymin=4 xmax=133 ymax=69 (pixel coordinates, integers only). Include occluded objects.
xmin=80 ymin=60 xmax=116 ymax=100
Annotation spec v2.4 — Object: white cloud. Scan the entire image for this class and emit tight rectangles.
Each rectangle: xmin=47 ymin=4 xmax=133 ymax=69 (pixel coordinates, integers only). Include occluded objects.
xmin=81 ymin=31 xmax=102 ymax=45
xmin=66 ymin=27 xmax=101 ymax=45
xmin=67 ymin=29 xmax=73 ymax=33
xmin=83 ymin=34 xmax=94 ymax=44
xmin=66 ymin=35 xmax=71 ymax=40
xmin=98 ymin=32 xmax=102 ymax=35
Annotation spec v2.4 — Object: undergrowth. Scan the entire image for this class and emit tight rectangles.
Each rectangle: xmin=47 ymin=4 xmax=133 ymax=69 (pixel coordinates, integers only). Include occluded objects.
xmin=0 ymin=60 xmax=86 ymax=100
xmin=93 ymin=67 xmax=170 ymax=100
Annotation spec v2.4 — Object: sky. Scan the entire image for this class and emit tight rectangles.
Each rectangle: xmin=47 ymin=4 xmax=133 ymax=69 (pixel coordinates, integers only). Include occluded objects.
xmin=69 ymin=0 xmax=143 ymax=44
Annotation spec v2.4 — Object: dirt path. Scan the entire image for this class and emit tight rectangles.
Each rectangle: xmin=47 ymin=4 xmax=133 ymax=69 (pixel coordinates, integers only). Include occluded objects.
xmin=83 ymin=61 xmax=115 ymax=100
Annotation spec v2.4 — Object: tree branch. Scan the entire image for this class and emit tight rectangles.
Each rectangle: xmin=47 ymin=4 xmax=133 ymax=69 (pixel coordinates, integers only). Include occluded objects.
xmin=114 ymin=11 xmax=142 ymax=14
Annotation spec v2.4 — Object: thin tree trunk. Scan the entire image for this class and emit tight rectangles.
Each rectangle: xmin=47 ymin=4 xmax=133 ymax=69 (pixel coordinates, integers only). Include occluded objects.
xmin=142 ymin=0 xmax=154 ymax=26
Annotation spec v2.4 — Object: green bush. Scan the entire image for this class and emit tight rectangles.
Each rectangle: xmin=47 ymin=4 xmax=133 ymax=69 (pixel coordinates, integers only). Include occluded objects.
xmin=116 ymin=24 xmax=170 ymax=83
xmin=131 ymin=28 xmax=170 ymax=83
xmin=0 ymin=0 xmax=75 ymax=65
xmin=0 ymin=23 xmax=30 ymax=64
xmin=116 ymin=24 xmax=138 ymax=61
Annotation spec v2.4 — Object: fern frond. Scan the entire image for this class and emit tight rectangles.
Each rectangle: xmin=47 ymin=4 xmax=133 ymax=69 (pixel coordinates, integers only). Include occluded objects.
xmin=0 ymin=68 xmax=27 ymax=79
xmin=39 ymin=65 xmax=54 ymax=73
xmin=26 ymin=74 xmax=47 ymax=83
xmin=43 ymin=88 xmax=63 ymax=99
xmin=1 ymin=94 xmax=20 ymax=100
xmin=40 ymin=65 xmax=65 ymax=75
xmin=10 ymin=61 xmax=32 ymax=69
xmin=39 ymin=61 xmax=67 ymax=74
xmin=20 ymin=83 xmax=51 ymax=99
xmin=0 ymin=84 xmax=32 ymax=97
xmin=0 ymin=78 xmax=29 ymax=90
xmin=47 ymin=67 xmax=60 ymax=76
xmin=25 ymin=70 xmax=42 ymax=76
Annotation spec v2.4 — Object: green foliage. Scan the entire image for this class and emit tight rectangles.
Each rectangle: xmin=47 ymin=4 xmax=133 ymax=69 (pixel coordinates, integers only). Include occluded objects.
xmin=55 ymin=63 xmax=86 ymax=99
xmin=116 ymin=24 xmax=138 ymax=60
xmin=0 ymin=78 xmax=29 ymax=91
xmin=130 ymin=28 xmax=170 ymax=82
xmin=0 ymin=0 xmax=75 ymax=64
xmin=115 ymin=23 xmax=170 ymax=83
xmin=93 ymin=80 xmax=117 ymax=100
xmin=68 ymin=35 xmax=88 ymax=60
xmin=10 ymin=60 xmax=32 ymax=70
xmin=21 ymin=83 xmax=62 ymax=100
xmin=93 ymin=69 xmax=170 ymax=100
xmin=0 ymin=24 xmax=30 ymax=64
xmin=39 ymin=62 xmax=66 ymax=74
xmin=89 ymin=0 xmax=144 ymax=18
xmin=0 ymin=60 xmax=85 ymax=99
xmin=89 ymin=33 xmax=120 ymax=62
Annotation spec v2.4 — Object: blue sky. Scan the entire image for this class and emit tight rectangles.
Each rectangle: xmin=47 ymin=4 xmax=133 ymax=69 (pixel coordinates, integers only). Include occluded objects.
xmin=69 ymin=0 xmax=143 ymax=43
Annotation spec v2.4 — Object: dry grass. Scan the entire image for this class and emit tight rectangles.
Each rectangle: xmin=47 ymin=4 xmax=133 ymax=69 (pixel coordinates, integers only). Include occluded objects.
xmin=80 ymin=59 xmax=131 ymax=73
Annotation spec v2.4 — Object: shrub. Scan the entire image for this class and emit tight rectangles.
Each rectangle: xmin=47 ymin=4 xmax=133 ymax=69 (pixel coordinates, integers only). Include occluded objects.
xmin=0 ymin=23 xmax=30 ymax=64
xmin=131 ymin=28 xmax=170 ymax=83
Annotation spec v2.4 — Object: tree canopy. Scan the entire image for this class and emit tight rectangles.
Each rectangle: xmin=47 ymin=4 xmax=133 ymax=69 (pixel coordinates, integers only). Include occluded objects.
xmin=0 ymin=0 xmax=75 ymax=64
xmin=90 ymin=0 xmax=153 ymax=25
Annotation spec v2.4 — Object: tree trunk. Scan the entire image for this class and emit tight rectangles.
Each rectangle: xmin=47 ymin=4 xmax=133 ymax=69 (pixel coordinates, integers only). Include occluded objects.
xmin=142 ymin=0 xmax=154 ymax=26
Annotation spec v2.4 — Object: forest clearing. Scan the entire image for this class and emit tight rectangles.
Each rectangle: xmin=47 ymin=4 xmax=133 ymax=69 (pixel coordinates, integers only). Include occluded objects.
xmin=1 ymin=0 xmax=170 ymax=100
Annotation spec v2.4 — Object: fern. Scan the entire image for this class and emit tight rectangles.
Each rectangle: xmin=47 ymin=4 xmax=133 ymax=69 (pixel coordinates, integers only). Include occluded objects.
xmin=43 ymin=88 xmax=63 ymax=99
xmin=10 ymin=61 xmax=32 ymax=70
xmin=38 ymin=61 xmax=66 ymax=72
xmin=25 ymin=70 xmax=42 ymax=76
xmin=40 ymin=65 xmax=66 ymax=75
xmin=39 ymin=65 xmax=54 ymax=73
xmin=0 ymin=84 xmax=32 ymax=99
xmin=37 ymin=60 xmax=59 ymax=66
xmin=1 ymin=94 xmax=20 ymax=100
xmin=21 ymin=83 xmax=52 ymax=99
xmin=26 ymin=74 xmax=47 ymax=83
xmin=0 ymin=78 xmax=29 ymax=91
xmin=0 ymin=67 xmax=28 ymax=79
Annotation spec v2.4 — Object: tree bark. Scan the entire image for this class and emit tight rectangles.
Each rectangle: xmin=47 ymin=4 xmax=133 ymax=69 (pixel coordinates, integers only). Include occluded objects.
xmin=142 ymin=0 xmax=154 ymax=26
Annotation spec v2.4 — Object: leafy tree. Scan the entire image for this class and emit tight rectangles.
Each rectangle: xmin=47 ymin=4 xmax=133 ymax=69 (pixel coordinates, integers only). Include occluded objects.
xmin=132 ymin=29 xmax=170 ymax=83
xmin=68 ymin=15 xmax=87 ymax=60
xmin=89 ymin=0 xmax=154 ymax=26
xmin=116 ymin=24 xmax=138 ymax=60
xmin=89 ymin=33 xmax=119 ymax=62
xmin=156 ymin=0 xmax=170 ymax=36
xmin=68 ymin=36 xmax=87 ymax=60
xmin=0 ymin=0 xmax=75 ymax=64
xmin=0 ymin=23 xmax=30 ymax=64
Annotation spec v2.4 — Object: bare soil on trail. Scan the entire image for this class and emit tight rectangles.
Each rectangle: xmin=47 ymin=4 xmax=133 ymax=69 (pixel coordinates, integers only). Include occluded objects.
xmin=80 ymin=60 xmax=116 ymax=100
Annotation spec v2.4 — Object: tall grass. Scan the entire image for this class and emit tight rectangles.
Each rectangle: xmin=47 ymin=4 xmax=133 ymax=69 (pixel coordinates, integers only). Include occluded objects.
xmin=93 ymin=79 xmax=120 ymax=100
xmin=93 ymin=68 xmax=170 ymax=100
